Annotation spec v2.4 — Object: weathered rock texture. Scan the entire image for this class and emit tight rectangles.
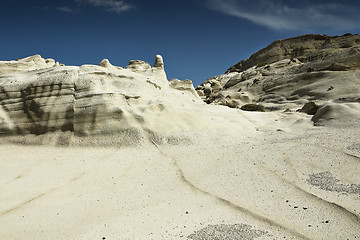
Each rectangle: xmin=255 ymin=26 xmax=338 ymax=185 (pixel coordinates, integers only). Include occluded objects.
xmin=196 ymin=34 xmax=360 ymax=124
xmin=0 ymin=55 xmax=201 ymax=144
xmin=226 ymin=34 xmax=360 ymax=73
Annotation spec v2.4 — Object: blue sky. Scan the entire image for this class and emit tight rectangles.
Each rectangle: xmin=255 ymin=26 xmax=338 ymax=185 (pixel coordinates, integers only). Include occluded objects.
xmin=1 ymin=0 xmax=359 ymax=86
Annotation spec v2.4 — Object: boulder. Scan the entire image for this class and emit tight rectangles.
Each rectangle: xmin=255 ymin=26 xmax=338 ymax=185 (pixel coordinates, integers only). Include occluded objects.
xmin=300 ymin=102 xmax=319 ymax=115
xmin=241 ymin=104 xmax=265 ymax=112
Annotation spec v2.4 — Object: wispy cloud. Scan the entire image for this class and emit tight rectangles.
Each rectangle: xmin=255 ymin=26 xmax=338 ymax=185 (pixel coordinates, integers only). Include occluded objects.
xmin=206 ymin=0 xmax=360 ymax=31
xmin=56 ymin=6 xmax=73 ymax=13
xmin=75 ymin=0 xmax=133 ymax=14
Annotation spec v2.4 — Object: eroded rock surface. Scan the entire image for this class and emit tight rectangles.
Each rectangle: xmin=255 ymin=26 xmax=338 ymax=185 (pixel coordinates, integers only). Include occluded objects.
xmin=0 ymin=55 xmax=201 ymax=145
xmin=196 ymin=34 xmax=360 ymax=125
xmin=1 ymin=39 xmax=360 ymax=240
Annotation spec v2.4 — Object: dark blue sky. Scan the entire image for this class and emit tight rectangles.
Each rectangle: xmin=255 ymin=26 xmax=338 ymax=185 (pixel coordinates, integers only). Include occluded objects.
xmin=1 ymin=0 xmax=359 ymax=86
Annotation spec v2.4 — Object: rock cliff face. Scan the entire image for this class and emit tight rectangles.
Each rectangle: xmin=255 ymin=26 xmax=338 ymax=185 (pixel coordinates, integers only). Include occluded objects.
xmin=196 ymin=34 xmax=360 ymax=124
xmin=0 ymin=55 xmax=201 ymax=145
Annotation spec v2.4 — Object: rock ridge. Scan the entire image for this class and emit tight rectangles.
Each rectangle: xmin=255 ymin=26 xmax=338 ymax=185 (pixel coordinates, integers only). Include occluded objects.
xmin=226 ymin=33 xmax=360 ymax=73
xmin=0 ymin=55 xmax=201 ymax=145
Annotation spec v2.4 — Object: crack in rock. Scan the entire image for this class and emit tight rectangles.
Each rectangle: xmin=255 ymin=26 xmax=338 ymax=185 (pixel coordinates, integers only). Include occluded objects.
xmin=147 ymin=140 xmax=310 ymax=240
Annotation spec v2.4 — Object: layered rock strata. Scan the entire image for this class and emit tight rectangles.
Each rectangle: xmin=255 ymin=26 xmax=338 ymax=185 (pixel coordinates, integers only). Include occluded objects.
xmin=0 ymin=55 xmax=201 ymax=144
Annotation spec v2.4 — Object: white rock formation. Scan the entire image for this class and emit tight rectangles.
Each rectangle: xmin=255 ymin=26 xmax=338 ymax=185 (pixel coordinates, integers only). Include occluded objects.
xmin=153 ymin=54 xmax=164 ymax=68
xmin=0 ymin=55 xmax=56 ymax=74
xmin=197 ymin=34 xmax=360 ymax=125
xmin=0 ymin=55 xmax=202 ymax=145
xmin=169 ymin=79 xmax=201 ymax=100
xmin=98 ymin=58 xmax=123 ymax=70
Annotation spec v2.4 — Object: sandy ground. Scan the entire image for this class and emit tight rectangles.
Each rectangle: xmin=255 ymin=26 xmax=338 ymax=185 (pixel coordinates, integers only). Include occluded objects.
xmin=1 ymin=109 xmax=360 ymax=240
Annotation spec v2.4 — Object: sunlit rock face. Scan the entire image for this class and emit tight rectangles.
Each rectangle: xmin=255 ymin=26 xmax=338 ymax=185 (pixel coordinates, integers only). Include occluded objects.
xmin=0 ymin=55 xmax=201 ymax=143
xmin=196 ymin=34 xmax=360 ymax=124
xmin=226 ymin=33 xmax=360 ymax=73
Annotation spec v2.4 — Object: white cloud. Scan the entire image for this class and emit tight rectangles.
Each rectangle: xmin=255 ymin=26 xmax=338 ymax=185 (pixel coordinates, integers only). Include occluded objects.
xmin=206 ymin=0 xmax=360 ymax=31
xmin=75 ymin=0 xmax=133 ymax=14
xmin=56 ymin=6 xmax=73 ymax=13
